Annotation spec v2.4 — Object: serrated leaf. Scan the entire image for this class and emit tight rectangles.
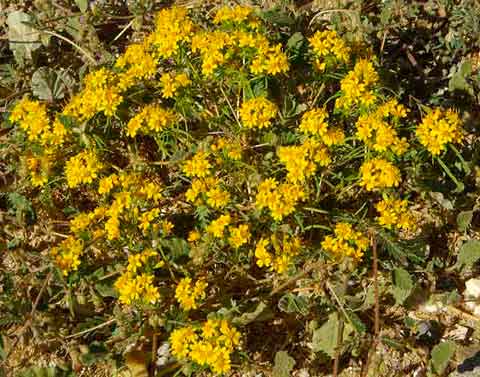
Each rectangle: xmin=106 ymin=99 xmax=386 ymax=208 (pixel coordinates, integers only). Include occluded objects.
xmin=456 ymin=240 xmax=480 ymax=269
xmin=312 ymin=313 xmax=353 ymax=358
xmin=95 ymin=283 xmax=117 ymax=298
xmin=457 ymin=211 xmax=473 ymax=232
xmin=232 ymin=302 xmax=272 ymax=326
xmin=7 ymin=11 xmax=41 ymax=64
xmin=431 ymin=341 xmax=455 ymax=375
xmin=287 ymin=32 xmax=304 ymax=50
xmin=31 ymin=67 xmax=75 ymax=101
xmin=278 ymin=293 xmax=309 ymax=316
xmin=392 ymin=268 xmax=413 ymax=305
xmin=273 ymin=351 xmax=295 ymax=377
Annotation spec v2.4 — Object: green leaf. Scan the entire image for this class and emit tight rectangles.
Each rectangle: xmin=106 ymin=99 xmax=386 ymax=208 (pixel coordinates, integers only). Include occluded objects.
xmin=312 ymin=312 xmax=353 ymax=358
xmin=6 ymin=11 xmax=41 ymax=64
xmin=75 ymin=0 xmax=88 ymax=12
xmin=95 ymin=283 xmax=118 ymax=298
xmin=430 ymin=341 xmax=455 ymax=375
xmin=392 ymin=268 xmax=413 ymax=305
xmin=31 ymin=67 xmax=75 ymax=101
xmin=278 ymin=293 xmax=310 ymax=316
xmin=456 ymin=240 xmax=480 ymax=269
xmin=232 ymin=302 xmax=272 ymax=326
xmin=457 ymin=211 xmax=473 ymax=232
xmin=287 ymin=32 xmax=304 ymax=50
xmin=273 ymin=351 xmax=296 ymax=377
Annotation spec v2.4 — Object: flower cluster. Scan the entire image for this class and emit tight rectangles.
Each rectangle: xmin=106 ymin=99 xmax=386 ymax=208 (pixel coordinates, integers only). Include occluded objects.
xmin=114 ymin=248 xmax=161 ymax=305
xmin=321 ymin=222 xmax=369 ymax=260
xmin=239 ymin=97 xmax=278 ymax=129
xmin=255 ymin=234 xmax=302 ymax=273
xmin=50 ymin=237 xmax=84 ymax=276
xmin=26 ymin=155 xmax=51 ymax=187
xmin=255 ymin=179 xmax=306 ymax=220
xmin=355 ymin=100 xmax=409 ymax=155
xmin=416 ymin=108 xmax=463 ymax=155
xmin=149 ymin=6 xmax=194 ymax=59
xmin=359 ymin=158 xmax=401 ymax=191
xmin=213 ymin=5 xmax=254 ymax=24
xmin=175 ymin=277 xmax=208 ymax=311
xmin=308 ymin=30 xmax=350 ymax=71
xmin=375 ymin=196 xmax=416 ymax=231
xmin=183 ymin=151 xmax=212 ymax=178
xmin=63 ymin=68 xmax=123 ymax=121
xmin=170 ymin=319 xmax=241 ymax=374
xmin=160 ymin=72 xmax=191 ymax=98
xmin=298 ymin=108 xmax=345 ymax=145
xmin=126 ymin=104 xmax=176 ymax=137
xmin=64 ymin=150 xmax=103 ymax=188
xmin=336 ymin=59 xmax=379 ymax=110
xmin=10 ymin=98 xmax=68 ymax=148
xmin=277 ymin=139 xmax=331 ymax=183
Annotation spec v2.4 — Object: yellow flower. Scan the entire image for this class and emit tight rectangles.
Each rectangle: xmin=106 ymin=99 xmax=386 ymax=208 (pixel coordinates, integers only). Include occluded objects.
xmin=375 ymin=196 xmax=416 ymax=231
xmin=321 ymin=222 xmax=368 ymax=260
xmin=175 ymin=277 xmax=207 ymax=310
xmin=188 ymin=230 xmax=201 ymax=243
xmin=183 ymin=151 xmax=212 ymax=178
xmin=336 ymin=59 xmax=378 ymax=110
xmin=206 ymin=187 xmax=230 ymax=209
xmin=239 ymin=97 xmax=277 ymax=129
xmin=126 ymin=104 xmax=176 ymax=137
xmin=256 ymin=179 xmax=306 ymax=221
xmin=359 ymin=158 xmax=401 ymax=191
xmin=416 ymin=108 xmax=463 ymax=155
xmin=65 ymin=150 xmax=103 ymax=188
xmin=206 ymin=214 xmax=232 ymax=238
xmin=50 ymin=237 xmax=84 ymax=275
xmin=308 ymin=30 xmax=350 ymax=70
xmin=228 ymin=224 xmax=250 ymax=248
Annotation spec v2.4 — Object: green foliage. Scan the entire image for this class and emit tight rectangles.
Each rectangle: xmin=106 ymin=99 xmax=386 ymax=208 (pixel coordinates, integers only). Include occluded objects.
xmin=430 ymin=341 xmax=456 ymax=375
xmin=2 ymin=1 xmax=480 ymax=376
xmin=273 ymin=351 xmax=296 ymax=377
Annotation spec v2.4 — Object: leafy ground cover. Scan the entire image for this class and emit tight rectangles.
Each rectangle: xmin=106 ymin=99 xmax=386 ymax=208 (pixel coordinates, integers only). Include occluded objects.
xmin=1 ymin=1 xmax=480 ymax=377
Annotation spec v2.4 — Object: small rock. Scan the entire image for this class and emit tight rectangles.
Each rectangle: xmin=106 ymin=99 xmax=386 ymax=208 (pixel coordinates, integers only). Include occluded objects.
xmin=465 ymin=278 xmax=480 ymax=299
xmin=446 ymin=324 xmax=471 ymax=342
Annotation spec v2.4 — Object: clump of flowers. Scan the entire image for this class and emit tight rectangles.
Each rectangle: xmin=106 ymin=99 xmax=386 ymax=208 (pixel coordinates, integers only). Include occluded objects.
xmin=213 ymin=5 xmax=254 ymax=24
xmin=206 ymin=214 xmax=231 ymax=238
xmin=228 ymin=224 xmax=251 ymax=248
xmin=239 ymin=97 xmax=278 ymax=129
xmin=149 ymin=6 xmax=194 ymax=59
xmin=183 ymin=151 xmax=212 ymax=178
xmin=375 ymin=196 xmax=416 ymax=231
xmin=115 ymin=249 xmax=161 ymax=305
xmin=64 ymin=150 xmax=103 ymax=188
xmin=321 ymin=222 xmax=369 ymax=260
xmin=359 ymin=158 xmax=401 ymax=191
xmin=308 ymin=30 xmax=350 ymax=71
xmin=175 ymin=277 xmax=208 ymax=310
xmin=416 ymin=108 xmax=463 ymax=155
xmin=255 ymin=234 xmax=302 ymax=273
xmin=355 ymin=99 xmax=409 ymax=155
xmin=26 ymin=155 xmax=50 ymax=187
xmin=50 ymin=237 xmax=84 ymax=276
xmin=170 ymin=319 xmax=240 ymax=374
xmin=160 ymin=72 xmax=191 ymax=98
xmin=10 ymin=98 xmax=68 ymax=149
xmin=336 ymin=59 xmax=379 ymax=110
xmin=255 ymin=179 xmax=306 ymax=221
xmin=126 ymin=104 xmax=176 ymax=137
xmin=277 ymin=139 xmax=331 ymax=183
xmin=298 ymin=108 xmax=346 ymax=146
